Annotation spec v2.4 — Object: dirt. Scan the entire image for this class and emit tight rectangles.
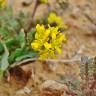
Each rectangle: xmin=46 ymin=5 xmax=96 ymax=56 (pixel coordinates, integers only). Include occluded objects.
xmin=0 ymin=0 xmax=96 ymax=96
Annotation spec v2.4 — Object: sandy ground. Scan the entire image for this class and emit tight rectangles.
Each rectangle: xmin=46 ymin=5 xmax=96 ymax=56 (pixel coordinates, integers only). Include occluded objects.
xmin=0 ymin=0 xmax=96 ymax=96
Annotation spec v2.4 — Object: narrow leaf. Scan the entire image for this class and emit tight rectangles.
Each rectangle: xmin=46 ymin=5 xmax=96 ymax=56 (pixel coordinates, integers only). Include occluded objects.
xmin=0 ymin=41 xmax=9 ymax=71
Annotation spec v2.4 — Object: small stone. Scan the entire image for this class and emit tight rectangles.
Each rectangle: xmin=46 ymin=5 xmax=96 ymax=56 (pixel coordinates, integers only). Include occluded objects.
xmin=40 ymin=80 xmax=68 ymax=96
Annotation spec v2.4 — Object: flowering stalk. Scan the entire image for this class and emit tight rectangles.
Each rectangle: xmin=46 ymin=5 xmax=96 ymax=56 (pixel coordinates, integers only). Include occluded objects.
xmin=32 ymin=0 xmax=48 ymax=17
xmin=32 ymin=0 xmax=39 ymax=18
xmin=31 ymin=24 xmax=66 ymax=59
xmin=25 ymin=0 xmax=48 ymax=32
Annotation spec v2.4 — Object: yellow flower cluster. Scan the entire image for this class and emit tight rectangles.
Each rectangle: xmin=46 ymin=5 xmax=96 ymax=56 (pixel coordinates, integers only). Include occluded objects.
xmin=31 ymin=24 xmax=66 ymax=59
xmin=48 ymin=12 xmax=68 ymax=29
xmin=0 ymin=0 xmax=7 ymax=8
xmin=39 ymin=0 xmax=48 ymax=4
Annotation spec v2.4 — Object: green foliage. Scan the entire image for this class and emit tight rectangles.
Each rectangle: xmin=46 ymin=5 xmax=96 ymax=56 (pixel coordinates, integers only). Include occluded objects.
xmin=5 ymin=38 xmax=19 ymax=50
xmin=0 ymin=42 xmax=4 ymax=53
xmin=17 ymin=30 xmax=26 ymax=47
xmin=0 ymin=41 xmax=9 ymax=78
xmin=8 ymin=47 xmax=25 ymax=63
xmin=0 ymin=27 xmax=9 ymax=38
xmin=27 ymin=28 xmax=36 ymax=44
xmin=0 ymin=41 xmax=9 ymax=71
xmin=15 ymin=51 xmax=38 ymax=62
xmin=0 ymin=7 xmax=38 ymax=79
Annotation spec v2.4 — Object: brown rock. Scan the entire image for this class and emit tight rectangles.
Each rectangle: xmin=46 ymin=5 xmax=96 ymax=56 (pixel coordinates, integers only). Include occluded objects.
xmin=40 ymin=80 xmax=68 ymax=96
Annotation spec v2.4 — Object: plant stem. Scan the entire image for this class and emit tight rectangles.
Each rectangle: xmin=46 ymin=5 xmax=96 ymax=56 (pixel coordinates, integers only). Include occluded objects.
xmin=10 ymin=57 xmax=81 ymax=68
xmin=32 ymin=0 xmax=39 ymax=18
xmin=25 ymin=0 xmax=39 ymax=32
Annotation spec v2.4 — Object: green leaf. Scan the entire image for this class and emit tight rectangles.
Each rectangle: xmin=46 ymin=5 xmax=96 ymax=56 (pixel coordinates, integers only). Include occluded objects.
xmin=27 ymin=28 xmax=36 ymax=43
xmin=0 ymin=42 xmax=4 ymax=53
xmin=0 ymin=27 xmax=9 ymax=38
xmin=5 ymin=38 xmax=19 ymax=50
xmin=8 ymin=19 xmax=20 ymax=31
xmin=18 ymin=29 xmax=26 ymax=47
xmin=0 ymin=41 xmax=9 ymax=71
xmin=15 ymin=51 xmax=38 ymax=62
xmin=8 ymin=48 xmax=25 ymax=63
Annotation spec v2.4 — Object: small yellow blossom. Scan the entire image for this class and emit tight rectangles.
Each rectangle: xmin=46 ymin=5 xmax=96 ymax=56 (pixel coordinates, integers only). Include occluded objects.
xmin=44 ymin=42 xmax=52 ymax=50
xmin=31 ymin=24 xmax=66 ymax=59
xmin=0 ymin=0 xmax=7 ymax=8
xmin=50 ymin=27 xmax=58 ymax=40
xmin=57 ymin=33 xmax=67 ymax=43
xmin=31 ymin=41 xmax=41 ymax=51
xmin=55 ymin=46 xmax=62 ymax=54
xmin=39 ymin=50 xmax=56 ymax=59
xmin=35 ymin=24 xmax=45 ymax=40
xmin=39 ymin=0 xmax=48 ymax=4
xmin=48 ymin=12 xmax=68 ymax=29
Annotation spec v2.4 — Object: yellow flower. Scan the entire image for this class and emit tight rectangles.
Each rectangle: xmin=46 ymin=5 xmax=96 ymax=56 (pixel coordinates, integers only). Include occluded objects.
xmin=31 ymin=40 xmax=42 ymax=51
xmin=35 ymin=24 xmax=45 ymax=40
xmin=36 ymin=24 xmax=45 ymax=33
xmin=39 ymin=50 xmax=49 ymax=59
xmin=44 ymin=42 xmax=52 ymax=49
xmin=31 ymin=24 xmax=67 ymax=59
xmin=45 ymin=29 xmax=50 ymax=38
xmin=55 ymin=46 xmax=62 ymax=54
xmin=0 ymin=0 xmax=7 ymax=8
xmin=48 ymin=12 xmax=68 ymax=29
xmin=50 ymin=27 xmax=59 ymax=40
xmin=39 ymin=0 xmax=48 ymax=4
xmin=57 ymin=33 xmax=67 ymax=43
xmin=39 ymin=50 xmax=56 ymax=59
